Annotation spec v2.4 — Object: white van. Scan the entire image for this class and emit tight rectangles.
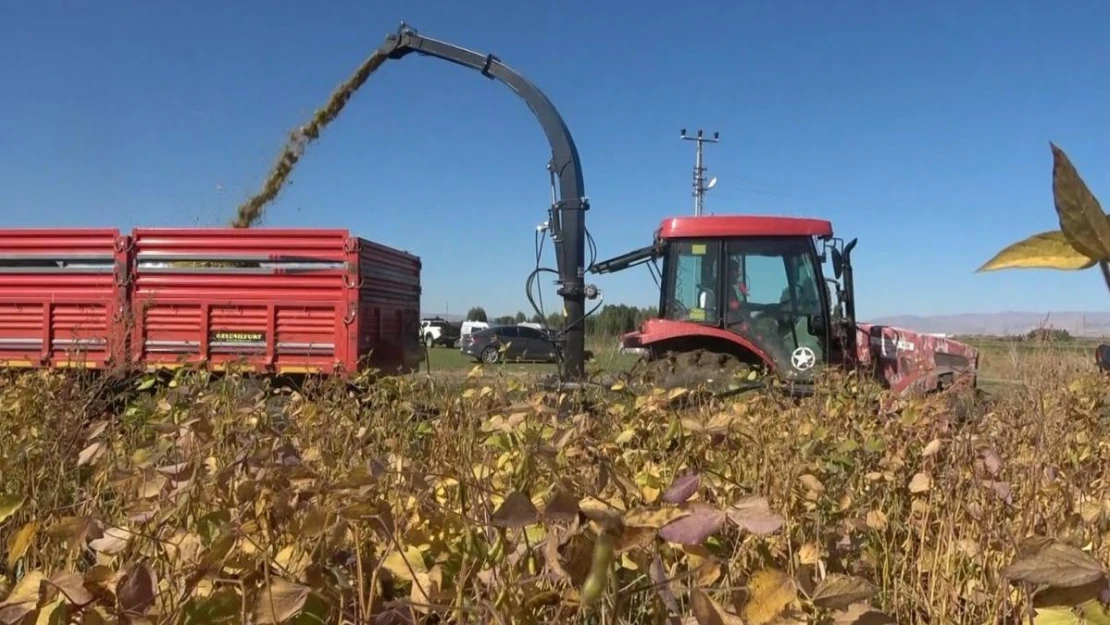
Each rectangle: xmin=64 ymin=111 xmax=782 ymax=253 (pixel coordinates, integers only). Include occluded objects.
xmin=460 ymin=321 xmax=490 ymax=340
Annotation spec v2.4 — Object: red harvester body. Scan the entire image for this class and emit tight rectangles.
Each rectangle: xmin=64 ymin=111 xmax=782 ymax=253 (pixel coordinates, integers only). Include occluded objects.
xmin=0 ymin=227 xmax=422 ymax=376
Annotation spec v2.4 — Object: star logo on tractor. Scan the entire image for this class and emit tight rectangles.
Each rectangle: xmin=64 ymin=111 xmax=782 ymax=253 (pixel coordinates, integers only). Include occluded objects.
xmin=791 ymin=346 xmax=816 ymax=371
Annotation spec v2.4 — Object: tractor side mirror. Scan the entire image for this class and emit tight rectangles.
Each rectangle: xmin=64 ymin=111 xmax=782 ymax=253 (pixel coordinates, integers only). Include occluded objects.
xmin=830 ymin=247 xmax=843 ymax=280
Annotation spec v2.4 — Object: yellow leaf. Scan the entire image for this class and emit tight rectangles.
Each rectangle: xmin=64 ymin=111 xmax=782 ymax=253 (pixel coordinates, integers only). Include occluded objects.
xmin=921 ymin=438 xmax=942 ymax=457
xmin=0 ymin=494 xmax=25 ymax=524
xmin=798 ymin=474 xmax=824 ymax=494
xmin=6 ymin=521 xmax=38 ymax=569
xmin=77 ymin=442 xmax=105 ymax=467
xmin=614 ymin=429 xmax=637 ymax=445
xmin=866 ymin=510 xmax=889 ymax=531
xmin=0 ymin=570 xmax=45 ymax=624
xmin=1051 ymin=142 xmax=1110 ymax=261
xmin=797 ymin=542 xmax=821 ymax=565
xmin=742 ymin=568 xmax=798 ymax=625
xmin=382 ymin=546 xmax=427 ymax=582
xmin=34 ymin=597 xmax=66 ymax=625
xmin=254 ymin=577 xmax=310 ymax=624
xmin=623 ymin=507 xmax=690 ymax=529
xmin=977 ymin=231 xmax=1096 ymax=272
xmin=908 ymin=472 xmax=932 ymax=494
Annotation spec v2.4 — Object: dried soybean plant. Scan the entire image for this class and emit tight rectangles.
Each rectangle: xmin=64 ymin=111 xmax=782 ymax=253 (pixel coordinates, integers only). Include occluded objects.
xmin=231 ymin=50 xmax=390 ymax=228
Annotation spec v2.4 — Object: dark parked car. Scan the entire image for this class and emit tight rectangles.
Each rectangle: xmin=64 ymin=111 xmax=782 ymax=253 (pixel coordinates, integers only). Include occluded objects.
xmin=460 ymin=324 xmax=560 ymax=364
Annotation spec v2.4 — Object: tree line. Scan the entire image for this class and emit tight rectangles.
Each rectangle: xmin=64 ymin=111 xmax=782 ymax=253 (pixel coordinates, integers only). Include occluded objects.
xmin=464 ymin=304 xmax=659 ymax=338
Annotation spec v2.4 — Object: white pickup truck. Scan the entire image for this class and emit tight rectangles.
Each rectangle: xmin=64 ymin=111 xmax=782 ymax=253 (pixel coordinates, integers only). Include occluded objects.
xmin=419 ymin=318 xmax=461 ymax=348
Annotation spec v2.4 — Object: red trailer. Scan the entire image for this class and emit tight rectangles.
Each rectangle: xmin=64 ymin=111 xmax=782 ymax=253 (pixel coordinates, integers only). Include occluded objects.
xmin=0 ymin=228 xmax=130 ymax=370
xmin=0 ymin=227 xmax=423 ymax=376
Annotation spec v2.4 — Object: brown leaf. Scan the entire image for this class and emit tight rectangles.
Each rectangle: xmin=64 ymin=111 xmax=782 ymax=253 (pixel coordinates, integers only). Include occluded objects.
xmin=1033 ymin=578 xmax=1109 ymax=608
xmin=491 ymin=492 xmax=539 ymax=529
xmin=89 ymin=527 xmax=132 ymax=555
xmin=833 ymin=603 xmax=896 ymax=625
xmin=657 ymin=503 xmax=726 ymax=546
xmin=615 ymin=525 xmax=658 ymax=554
xmin=1051 ymin=142 xmax=1110 ymax=261
xmin=649 ymin=554 xmax=680 ymax=616
xmin=46 ymin=571 xmax=94 ymax=606
xmin=544 ymin=531 xmax=572 ymax=582
xmin=726 ymin=495 xmax=785 ymax=535
xmin=811 ymin=574 xmax=876 ymax=610
xmin=982 ymin=449 xmax=1002 ymax=476
xmin=662 ymin=472 xmax=701 ymax=504
xmin=1002 ymin=541 xmax=1107 ymax=588
xmin=46 ymin=517 xmax=99 ymax=546
xmin=542 ymin=489 xmax=579 ymax=523
xmin=255 ymin=577 xmax=310 ymax=624
xmin=116 ymin=561 xmax=157 ymax=614
xmin=691 ymin=588 xmax=744 ymax=625
xmin=0 ymin=570 xmax=44 ymax=625
xmin=77 ymin=442 xmax=106 ymax=467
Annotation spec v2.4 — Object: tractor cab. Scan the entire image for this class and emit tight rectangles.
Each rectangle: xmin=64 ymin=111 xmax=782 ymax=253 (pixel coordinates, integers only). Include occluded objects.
xmin=593 ymin=215 xmax=858 ymax=384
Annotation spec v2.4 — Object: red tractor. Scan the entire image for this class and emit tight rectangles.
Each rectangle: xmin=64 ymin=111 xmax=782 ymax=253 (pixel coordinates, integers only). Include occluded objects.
xmin=591 ymin=215 xmax=980 ymax=397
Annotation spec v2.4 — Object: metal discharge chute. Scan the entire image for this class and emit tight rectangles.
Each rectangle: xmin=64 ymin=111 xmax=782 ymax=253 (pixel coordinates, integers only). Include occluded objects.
xmin=378 ymin=23 xmax=594 ymax=380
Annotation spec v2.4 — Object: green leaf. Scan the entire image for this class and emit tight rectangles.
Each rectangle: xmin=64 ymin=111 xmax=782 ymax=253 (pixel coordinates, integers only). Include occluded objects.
xmin=1032 ymin=606 xmax=1087 ymax=625
xmin=1051 ymin=142 xmax=1110 ymax=261
xmin=977 ymin=231 xmax=1097 ymax=272
xmin=182 ymin=588 xmax=241 ymax=624
xmin=0 ymin=494 xmax=24 ymax=525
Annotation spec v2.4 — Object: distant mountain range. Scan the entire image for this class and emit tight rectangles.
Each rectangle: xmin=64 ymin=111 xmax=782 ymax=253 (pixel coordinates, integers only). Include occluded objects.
xmin=867 ymin=311 xmax=1110 ymax=337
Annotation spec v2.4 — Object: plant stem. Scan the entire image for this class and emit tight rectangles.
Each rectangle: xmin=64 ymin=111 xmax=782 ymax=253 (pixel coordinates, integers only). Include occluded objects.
xmin=1100 ymin=261 xmax=1110 ymax=297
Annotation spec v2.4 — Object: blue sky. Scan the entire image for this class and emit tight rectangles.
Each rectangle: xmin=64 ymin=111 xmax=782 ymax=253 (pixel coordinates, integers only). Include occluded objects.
xmin=1 ymin=0 xmax=1108 ymax=320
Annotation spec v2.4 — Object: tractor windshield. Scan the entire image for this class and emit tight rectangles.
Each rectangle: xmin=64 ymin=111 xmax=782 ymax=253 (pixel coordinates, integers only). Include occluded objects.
xmin=662 ymin=236 xmax=829 ymax=379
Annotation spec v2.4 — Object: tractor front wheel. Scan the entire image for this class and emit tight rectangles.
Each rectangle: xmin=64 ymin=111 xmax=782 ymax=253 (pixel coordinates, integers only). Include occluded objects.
xmin=628 ymin=348 xmax=757 ymax=394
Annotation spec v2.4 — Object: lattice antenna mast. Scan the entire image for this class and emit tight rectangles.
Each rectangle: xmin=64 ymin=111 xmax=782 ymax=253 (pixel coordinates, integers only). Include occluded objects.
xmin=680 ymin=128 xmax=720 ymax=216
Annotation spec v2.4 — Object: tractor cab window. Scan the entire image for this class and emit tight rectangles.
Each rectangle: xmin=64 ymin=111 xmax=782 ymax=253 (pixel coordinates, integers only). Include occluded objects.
xmin=725 ymin=237 xmax=827 ymax=368
xmin=663 ymin=240 xmax=720 ymax=324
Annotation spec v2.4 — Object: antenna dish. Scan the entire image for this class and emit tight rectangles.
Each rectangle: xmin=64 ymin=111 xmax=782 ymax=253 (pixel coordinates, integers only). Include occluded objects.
xmin=706 ymin=177 xmax=718 ymax=190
